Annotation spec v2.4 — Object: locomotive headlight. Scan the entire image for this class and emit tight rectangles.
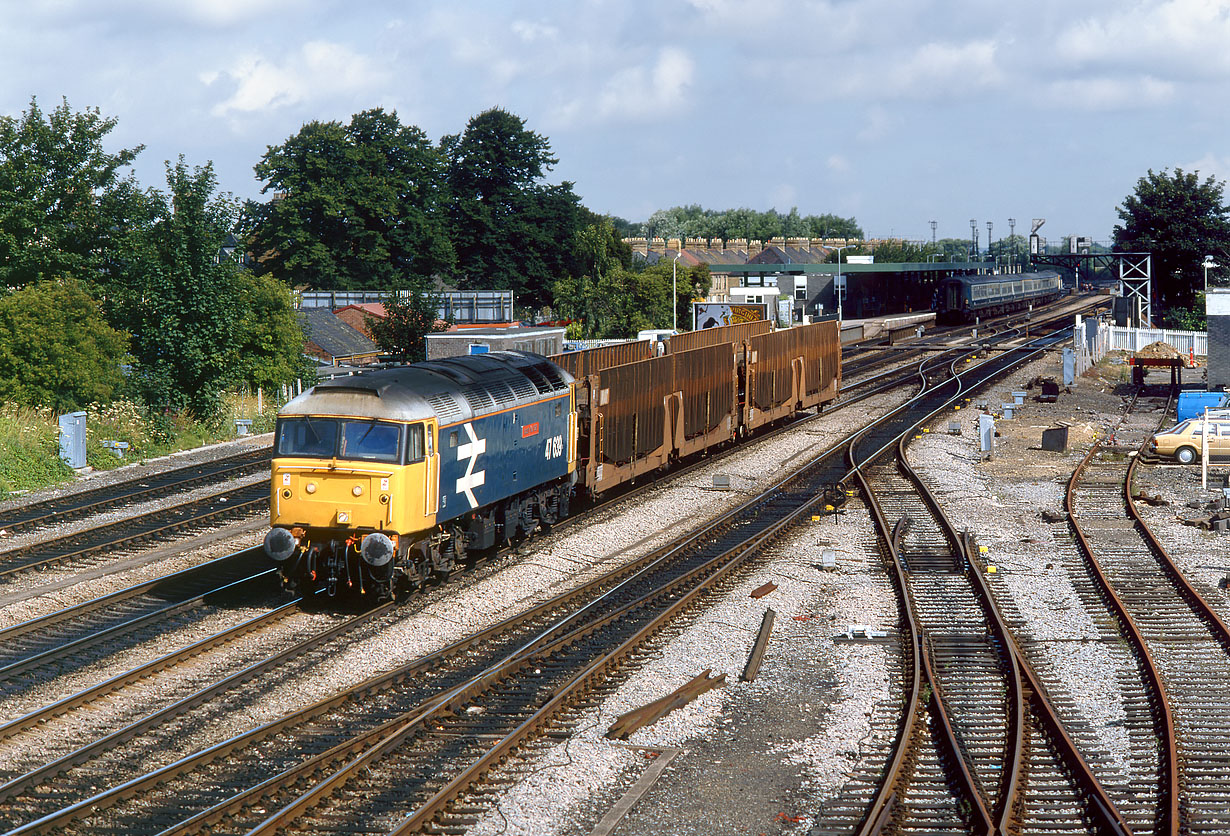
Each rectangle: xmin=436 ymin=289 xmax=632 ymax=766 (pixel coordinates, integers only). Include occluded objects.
xmin=263 ymin=527 xmax=298 ymax=562
xmin=352 ymin=485 xmax=363 ymax=497
xmin=360 ymin=532 xmax=395 ymax=567
xmin=305 ymin=482 xmax=318 ymax=494
xmin=281 ymin=488 xmax=292 ymax=499
xmin=380 ymin=494 xmax=390 ymax=505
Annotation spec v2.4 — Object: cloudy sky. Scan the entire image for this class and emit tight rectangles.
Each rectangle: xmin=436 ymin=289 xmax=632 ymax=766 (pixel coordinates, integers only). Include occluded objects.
xmin=3 ymin=0 xmax=1228 ymax=245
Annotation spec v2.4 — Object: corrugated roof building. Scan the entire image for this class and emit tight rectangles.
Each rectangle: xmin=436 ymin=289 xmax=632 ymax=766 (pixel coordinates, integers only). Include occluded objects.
xmin=298 ymin=308 xmax=382 ymax=366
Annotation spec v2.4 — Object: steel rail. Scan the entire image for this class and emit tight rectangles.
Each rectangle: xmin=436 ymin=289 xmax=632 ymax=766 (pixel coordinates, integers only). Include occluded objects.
xmin=0 ymin=597 xmax=395 ymax=806
xmin=851 ymin=463 xmax=995 ymax=834
xmin=8 ymin=424 xmax=854 ymax=833
xmin=898 ymin=440 xmax=1024 ymax=829
xmin=841 ymin=326 xmax=1080 ymax=834
xmin=0 ymin=485 xmax=268 ymax=579
xmin=961 ymin=530 xmax=1136 ymax=836
xmin=381 ymin=470 xmax=840 ymax=836
xmin=0 ymin=549 xmax=274 ymax=679
xmin=0 ymin=566 xmax=274 ymax=686
xmin=850 ymin=471 xmax=924 ymax=836
xmin=1124 ymin=445 xmax=1230 ymax=652
xmin=1066 ymin=434 xmax=1179 ymax=836
xmin=0 ymin=448 xmax=271 ymax=535
xmin=0 ymin=596 xmax=300 ymax=744
xmin=4 ymin=317 xmax=1087 ymax=831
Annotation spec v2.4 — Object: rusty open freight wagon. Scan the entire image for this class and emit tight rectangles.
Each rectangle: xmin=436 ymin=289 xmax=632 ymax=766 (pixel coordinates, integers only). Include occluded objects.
xmin=557 ymin=320 xmax=840 ymax=497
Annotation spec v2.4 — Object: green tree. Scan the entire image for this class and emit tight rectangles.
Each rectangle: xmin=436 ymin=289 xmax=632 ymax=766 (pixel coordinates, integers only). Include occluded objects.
xmin=0 ymin=97 xmax=143 ymax=289
xmin=555 ymin=260 xmax=709 ymax=340
xmin=643 ymin=206 xmax=862 ymax=243
xmin=229 ymin=270 xmax=313 ymax=391
xmin=0 ymin=278 xmax=129 ymax=410
xmin=443 ymin=108 xmax=583 ymax=309
xmin=1113 ymin=168 xmax=1230 ymax=313
xmin=107 ymin=159 xmax=245 ymax=417
xmin=248 ymin=108 xmax=455 ymax=290
xmin=366 ymin=289 xmax=447 ymax=363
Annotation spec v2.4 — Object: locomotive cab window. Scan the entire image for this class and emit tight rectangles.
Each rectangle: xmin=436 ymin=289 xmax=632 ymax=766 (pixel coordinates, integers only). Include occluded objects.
xmin=340 ymin=420 xmax=402 ymax=463
xmin=276 ymin=417 xmax=338 ymax=458
xmin=405 ymin=423 xmax=426 ymax=464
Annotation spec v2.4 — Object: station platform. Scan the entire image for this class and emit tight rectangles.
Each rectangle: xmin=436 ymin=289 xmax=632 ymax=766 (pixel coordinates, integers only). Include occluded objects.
xmin=839 ymin=312 xmax=935 ymax=345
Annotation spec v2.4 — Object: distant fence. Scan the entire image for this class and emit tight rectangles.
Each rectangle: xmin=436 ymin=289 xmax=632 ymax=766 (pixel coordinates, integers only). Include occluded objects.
xmin=297 ymin=290 xmax=515 ymax=324
xmin=1106 ymin=325 xmax=1206 ymax=357
xmin=1077 ymin=318 xmax=1207 ymax=374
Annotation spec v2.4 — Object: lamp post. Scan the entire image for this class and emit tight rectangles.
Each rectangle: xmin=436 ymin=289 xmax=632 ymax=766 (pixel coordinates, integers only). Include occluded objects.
xmin=970 ymin=219 xmax=977 ymax=259
xmin=672 ymin=251 xmax=683 ymax=332
xmin=832 ymin=244 xmax=852 ymax=325
xmin=986 ymin=221 xmax=993 ymax=260
xmin=1008 ymin=218 xmax=1016 ymax=272
xmin=1204 ymin=255 xmax=1217 ymax=292
xmin=930 ymin=220 xmax=937 ymax=246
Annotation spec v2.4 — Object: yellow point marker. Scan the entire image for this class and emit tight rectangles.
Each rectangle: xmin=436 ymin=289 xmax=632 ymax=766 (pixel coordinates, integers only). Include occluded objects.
xmin=954 ymin=405 xmax=961 ymax=410
xmin=987 ymin=565 xmax=997 ymax=573
xmin=979 ymin=545 xmax=989 ymax=554
xmin=923 ymin=428 xmax=930 ymax=433
xmin=812 ymin=515 xmax=821 ymax=522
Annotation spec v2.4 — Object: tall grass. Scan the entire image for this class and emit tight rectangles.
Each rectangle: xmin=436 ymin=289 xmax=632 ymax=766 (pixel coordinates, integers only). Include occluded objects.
xmin=0 ymin=405 xmax=73 ymax=498
xmin=0 ymin=390 xmax=285 ymax=500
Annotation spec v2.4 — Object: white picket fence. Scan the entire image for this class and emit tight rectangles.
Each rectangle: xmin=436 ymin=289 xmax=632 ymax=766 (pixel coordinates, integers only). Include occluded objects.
xmin=1078 ymin=319 xmax=1206 ymax=368
xmin=1105 ymin=325 xmax=1207 ymax=357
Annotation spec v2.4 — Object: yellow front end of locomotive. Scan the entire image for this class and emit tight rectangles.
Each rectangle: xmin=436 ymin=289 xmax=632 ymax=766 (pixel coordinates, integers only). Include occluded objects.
xmin=270 ymin=455 xmax=437 ymax=541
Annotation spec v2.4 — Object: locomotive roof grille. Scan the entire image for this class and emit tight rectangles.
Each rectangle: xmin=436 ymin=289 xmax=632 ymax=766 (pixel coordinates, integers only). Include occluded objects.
xmin=460 ymin=384 xmax=496 ymax=414
xmin=427 ymin=392 xmax=465 ymax=425
xmin=534 ymin=361 xmax=568 ymax=391
xmin=280 ymin=350 xmax=571 ymax=425
xmin=507 ymin=374 xmax=538 ymax=401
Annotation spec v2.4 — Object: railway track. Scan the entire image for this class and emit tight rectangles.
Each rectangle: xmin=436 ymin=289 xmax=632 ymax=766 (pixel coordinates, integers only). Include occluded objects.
xmin=0 ymin=326 xmax=1085 ymax=835
xmin=0 ymin=481 xmax=268 ymax=582
xmin=817 ymin=341 xmax=1130 ymax=835
xmin=0 ymin=447 xmax=270 ymax=535
xmin=1067 ymin=389 xmax=1230 ymax=835
xmin=0 ymin=550 xmax=277 ymax=704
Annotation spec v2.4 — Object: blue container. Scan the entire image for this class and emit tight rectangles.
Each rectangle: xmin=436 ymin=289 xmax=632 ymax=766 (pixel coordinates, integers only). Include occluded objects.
xmin=1177 ymin=390 xmax=1230 ymax=421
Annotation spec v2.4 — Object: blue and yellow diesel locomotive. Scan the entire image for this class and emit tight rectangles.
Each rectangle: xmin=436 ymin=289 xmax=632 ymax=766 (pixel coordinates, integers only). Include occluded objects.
xmin=263 ymin=351 xmax=577 ymax=599
xmin=932 ymin=270 xmax=1064 ymax=323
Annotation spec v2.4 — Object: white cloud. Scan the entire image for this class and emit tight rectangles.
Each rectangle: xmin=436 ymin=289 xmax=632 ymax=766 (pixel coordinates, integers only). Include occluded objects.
xmin=770 ymin=183 xmax=797 ymax=207
xmin=178 ymin=0 xmax=300 ymax=27
xmin=552 ymin=46 xmax=695 ymax=126
xmin=1045 ymin=75 xmax=1175 ymax=110
xmin=1056 ymin=0 xmax=1230 ymax=76
xmin=836 ymin=40 xmax=1003 ymax=100
xmin=511 ymin=20 xmax=559 ymax=42
xmin=1184 ymin=152 xmax=1230 ymax=184
xmin=827 ymin=154 xmax=851 ymax=174
xmin=597 ymin=47 xmax=695 ymax=120
xmin=209 ymin=41 xmax=388 ymax=116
